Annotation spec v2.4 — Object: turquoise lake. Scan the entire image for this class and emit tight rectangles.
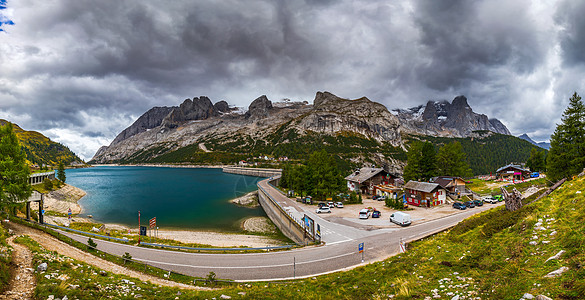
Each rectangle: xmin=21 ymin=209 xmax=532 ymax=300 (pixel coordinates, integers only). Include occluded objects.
xmin=66 ymin=166 xmax=265 ymax=231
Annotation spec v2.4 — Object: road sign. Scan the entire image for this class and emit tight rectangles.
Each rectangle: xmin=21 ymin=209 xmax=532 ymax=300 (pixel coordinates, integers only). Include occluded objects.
xmin=316 ymin=224 xmax=321 ymax=236
xmin=149 ymin=217 xmax=156 ymax=229
xmin=68 ymin=208 xmax=72 ymax=216
xmin=140 ymin=226 xmax=147 ymax=236
xmin=358 ymin=242 xmax=364 ymax=253
xmin=41 ymin=210 xmax=45 ymax=215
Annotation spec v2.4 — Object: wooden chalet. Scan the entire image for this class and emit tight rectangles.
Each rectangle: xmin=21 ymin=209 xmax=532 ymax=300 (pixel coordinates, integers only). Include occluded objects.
xmin=431 ymin=176 xmax=467 ymax=198
xmin=496 ymin=164 xmax=531 ymax=182
xmin=404 ymin=181 xmax=447 ymax=208
xmin=373 ymin=184 xmax=402 ymax=199
xmin=345 ymin=167 xmax=397 ymax=195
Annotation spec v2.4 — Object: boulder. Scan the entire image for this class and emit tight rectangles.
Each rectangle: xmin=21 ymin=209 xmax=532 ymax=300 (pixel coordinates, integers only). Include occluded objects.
xmin=37 ymin=262 xmax=48 ymax=272
xmin=214 ymin=100 xmax=230 ymax=113
xmin=544 ymin=266 xmax=569 ymax=278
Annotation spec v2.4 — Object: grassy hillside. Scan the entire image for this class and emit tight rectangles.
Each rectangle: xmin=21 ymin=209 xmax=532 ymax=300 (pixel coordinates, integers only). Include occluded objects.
xmin=414 ymin=131 xmax=543 ymax=175
xmin=0 ymin=119 xmax=82 ymax=166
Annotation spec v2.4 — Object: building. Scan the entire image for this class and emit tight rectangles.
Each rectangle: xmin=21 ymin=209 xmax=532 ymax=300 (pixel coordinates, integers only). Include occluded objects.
xmin=496 ymin=164 xmax=531 ymax=182
xmin=373 ymin=184 xmax=401 ymax=199
xmin=345 ymin=167 xmax=397 ymax=195
xmin=404 ymin=181 xmax=447 ymax=208
xmin=431 ymin=176 xmax=467 ymax=198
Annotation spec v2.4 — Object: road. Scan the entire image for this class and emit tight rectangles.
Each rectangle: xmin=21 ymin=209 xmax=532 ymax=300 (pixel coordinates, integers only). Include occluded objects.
xmin=57 ymin=179 xmax=502 ymax=281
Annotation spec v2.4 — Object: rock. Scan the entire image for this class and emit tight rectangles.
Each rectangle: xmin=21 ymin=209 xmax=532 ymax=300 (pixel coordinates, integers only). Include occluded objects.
xmin=245 ymin=95 xmax=273 ymax=119
xmin=237 ymin=292 xmax=246 ymax=296
xmin=545 ymin=250 xmax=565 ymax=263
xmin=220 ymin=295 xmax=232 ymax=299
xmin=47 ymin=296 xmax=55 ymax=300
xmin=544 ymin=266 xmax=569 ymax=278
xmin=37 ymin=262 xmax=48 ymax=272
xmin=91 ymin=227 xmax=100 ymax=232
xmin=110 ymin=106 xmax=175 ymax=145
xmin=536 ymin=295 xmax=552 ymax=300
xmin=529 ymin=241 xmax=538 ymax=245
xmin=451 ymin=295 xmax=459 ymax=300
xmin=214 ymin=101 xmax=230 ymax=113
xmin=100 ymin=270 xmax=107 ymax=276
xmin=522 ymin=293 xmax=535 ymax=299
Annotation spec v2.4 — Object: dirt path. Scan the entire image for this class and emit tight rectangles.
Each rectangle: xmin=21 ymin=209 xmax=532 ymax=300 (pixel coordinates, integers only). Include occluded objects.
xmin=0 ymin=235 xmax=35 ymax=300
xmin=6 ymin=222 xmax=212 ymax=291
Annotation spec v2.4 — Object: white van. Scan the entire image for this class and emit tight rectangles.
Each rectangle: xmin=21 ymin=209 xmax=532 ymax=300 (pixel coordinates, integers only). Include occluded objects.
xmin=359 ymin=209 xmax=370 ymax=219
xmin=389 ymin=211 xmax=411 ymax=226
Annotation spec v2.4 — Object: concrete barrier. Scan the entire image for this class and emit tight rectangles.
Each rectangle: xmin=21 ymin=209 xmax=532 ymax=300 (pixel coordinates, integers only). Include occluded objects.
xmin=257 ymin=178 xmax=313 ymax=245
xmin=223 ymin=167 xmax=282 ymax=178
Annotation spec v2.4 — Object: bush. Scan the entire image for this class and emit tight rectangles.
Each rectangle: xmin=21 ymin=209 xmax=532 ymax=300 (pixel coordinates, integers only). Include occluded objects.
xmin=87 ymin=237 xmax=97 ymax=250
xmin=43 ymin=178 xmax=53 ymax=191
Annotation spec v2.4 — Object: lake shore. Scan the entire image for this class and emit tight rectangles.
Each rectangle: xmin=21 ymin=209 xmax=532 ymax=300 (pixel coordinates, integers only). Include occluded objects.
xmin=39 ymin=182 xmax=285 ymax=247
xmin=90 ymin=163 xmax=229 ymax=169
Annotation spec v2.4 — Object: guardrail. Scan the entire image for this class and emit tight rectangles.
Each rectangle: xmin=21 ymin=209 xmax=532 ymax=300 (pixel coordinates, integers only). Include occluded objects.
xmin=45 ymin=223 xmax=130 ymax=243
xmin=140 ymin=242 xmax=294 ymax=251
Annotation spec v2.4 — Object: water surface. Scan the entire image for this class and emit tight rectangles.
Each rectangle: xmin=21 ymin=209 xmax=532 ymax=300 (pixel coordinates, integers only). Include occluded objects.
xmin=66 ymin=166 xmax=265 ymax=231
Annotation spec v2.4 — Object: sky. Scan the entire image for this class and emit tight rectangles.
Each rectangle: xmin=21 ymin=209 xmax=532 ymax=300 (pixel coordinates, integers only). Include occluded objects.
xmin=1 ymin=0 xmax=585 ymax=161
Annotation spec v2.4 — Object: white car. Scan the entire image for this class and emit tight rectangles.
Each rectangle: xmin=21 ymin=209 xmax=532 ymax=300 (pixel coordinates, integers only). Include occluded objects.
xmin=482 ymin=196 xmax=497 ymax=204
xmin=335 ymin=202 xmax=344 ymax=208
xmin=327 ymin=201 xmax=335 ymax=208
xmin=316 ymin=206 xmax=332 ymax=214
xmin=359 ymin=209 xmax=371 ymax=219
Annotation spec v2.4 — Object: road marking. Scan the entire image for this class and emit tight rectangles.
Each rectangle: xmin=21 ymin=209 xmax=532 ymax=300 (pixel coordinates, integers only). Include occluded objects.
xmin=133 ymin=251 xmax=356 ymax=269
xmin=326 ymin=239 xmax=352 ymax=245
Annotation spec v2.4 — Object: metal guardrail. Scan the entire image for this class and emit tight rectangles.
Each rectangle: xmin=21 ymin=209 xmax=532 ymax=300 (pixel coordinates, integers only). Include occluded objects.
xmin=45 ymin=223 xmax=130 ymax=243
xmin=140 ymin=242 xmax=294 ymax=251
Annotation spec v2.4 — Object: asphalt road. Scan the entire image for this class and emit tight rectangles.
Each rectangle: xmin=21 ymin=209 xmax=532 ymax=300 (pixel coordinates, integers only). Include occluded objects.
xmin=57 ymin=179 xmax=503 ymax=281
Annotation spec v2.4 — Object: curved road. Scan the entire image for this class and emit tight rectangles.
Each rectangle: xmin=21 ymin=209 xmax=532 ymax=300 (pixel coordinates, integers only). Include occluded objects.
xmin=57 ymin=179 xmax=502 ymax=281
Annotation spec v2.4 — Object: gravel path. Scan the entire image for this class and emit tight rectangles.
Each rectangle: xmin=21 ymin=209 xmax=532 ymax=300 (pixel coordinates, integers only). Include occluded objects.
xmin=0 ymin=235 xmax=35 ymax=300
xmin=6 ymin=221 xmax=211 ymax=291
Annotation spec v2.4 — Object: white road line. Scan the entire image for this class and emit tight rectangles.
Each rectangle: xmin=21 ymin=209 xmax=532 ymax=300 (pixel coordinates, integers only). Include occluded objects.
xmin=133 ymin=251 xmax=356 ymax=269
xmin=325 ymin=239 xmax=352 ymax=245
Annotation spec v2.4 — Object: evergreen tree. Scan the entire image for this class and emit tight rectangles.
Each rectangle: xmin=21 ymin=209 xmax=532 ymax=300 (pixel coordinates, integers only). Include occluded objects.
xmin=547 ymin=92 xmax=585 ymax=181
xmin=436 ymin=141 xmax=472 ymax=178
xmin=403 ymin=141 xmax=423 ymax=182
xmin=420 ymin=142 xmax=437 ymax=181
xmin=0 ymin=122 xmax=32 ymax=213
xmin=57 ymin=161 xmax=66 ymax=183
xmin=527 ymin=148 xmax=546 ymax=172
xmin=307 ymin=149 xmax=343 ymax=200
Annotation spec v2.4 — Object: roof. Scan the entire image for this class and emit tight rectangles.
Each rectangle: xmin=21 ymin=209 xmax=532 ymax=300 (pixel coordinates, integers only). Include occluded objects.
xmin=345 ymin=167 xmax=385 ymax=183
xmin=404 ymin=181 xmax=442 ymax=193
xmin=496 ymin=164 xmax=529 ymax=173
xmin=431 ymin=176 xmax=465 ymax=189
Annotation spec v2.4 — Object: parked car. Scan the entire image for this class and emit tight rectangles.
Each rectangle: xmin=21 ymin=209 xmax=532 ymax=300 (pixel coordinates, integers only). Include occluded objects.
xmin=318 ymin=202 xmax=327 ymax=208
xmin=473 ymin=199 xmax=483 ymax=207
xmin=327 ymin=201 xmax=335 ymax=208
xmin=494 ymin=195 xmax=503 ymax=202
xmin=482 ymin=196 xmax=497 ymax=204
xmin=335 ymin=202 xmax=344 ymax=208
xmin=465 ymin=201 xmax=475 ymax=208
xmin=359 ymin=209 xmax=371 ymax=219
xmin=372 ymin=195 xmax=381 ymax=200
xmin=453 ymin=202 xmax=467 ymax=210
xmin=316 ymin=206 xmax=331 ymax=214
xmin=372 ymin=210 xmax=381 ymax=218
xmin=376 ymin=196 xmax=387 ymax=201
xmin=390 ymin=211 xmax=412 ymax=226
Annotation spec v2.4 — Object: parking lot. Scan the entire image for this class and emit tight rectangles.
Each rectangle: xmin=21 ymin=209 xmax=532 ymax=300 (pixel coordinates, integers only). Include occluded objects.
xmin=300 ymin=196 xmax=504 ymax=229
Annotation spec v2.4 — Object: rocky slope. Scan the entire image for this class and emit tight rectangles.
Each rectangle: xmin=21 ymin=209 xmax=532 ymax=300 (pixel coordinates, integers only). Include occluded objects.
xmin=391 ymin=95 xmax=511 ymax=137
xmin=90 ymin=92 xmax=511 ymax=167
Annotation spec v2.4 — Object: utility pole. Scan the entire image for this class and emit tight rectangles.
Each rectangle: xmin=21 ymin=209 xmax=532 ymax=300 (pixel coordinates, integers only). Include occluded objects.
xmin=138 ymin=211 xmax=141 ymax=244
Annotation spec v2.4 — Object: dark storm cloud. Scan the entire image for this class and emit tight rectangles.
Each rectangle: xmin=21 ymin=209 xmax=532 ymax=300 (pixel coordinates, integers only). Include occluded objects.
xmin=556 ymin=1 xmax=585 ymax=66
xmin=412 ymin=0 xmax=545 ymax=91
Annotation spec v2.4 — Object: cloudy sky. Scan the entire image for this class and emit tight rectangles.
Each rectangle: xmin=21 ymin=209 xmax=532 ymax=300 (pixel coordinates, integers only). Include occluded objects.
xmin=1 ymin=0 xmax=584 ymax=161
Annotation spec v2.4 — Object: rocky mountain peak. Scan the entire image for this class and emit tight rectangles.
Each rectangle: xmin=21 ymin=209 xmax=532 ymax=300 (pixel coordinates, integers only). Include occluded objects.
xmin=245 ymin=95 xmax=273 ymax=119
xmin=214 ymin=100 xmax=230 ymax=113
xmin=313 ymin=91 xmax=341 ymax=107
xmin=451 ymin=95 xmax=470 ymax=110
xmin=162 ymin=96 xmax=218 ymax=128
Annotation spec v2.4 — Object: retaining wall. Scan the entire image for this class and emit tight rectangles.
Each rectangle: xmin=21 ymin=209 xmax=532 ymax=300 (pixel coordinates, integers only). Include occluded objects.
xmin=257 ymin=178 xmax=312 ymax=245
xmin=223 ymin=167 xmax=282 ymax=178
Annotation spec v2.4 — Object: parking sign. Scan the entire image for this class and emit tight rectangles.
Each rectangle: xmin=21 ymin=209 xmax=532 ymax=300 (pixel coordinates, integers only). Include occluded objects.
xmin=358 ymin=242 xmax=364 ymax=253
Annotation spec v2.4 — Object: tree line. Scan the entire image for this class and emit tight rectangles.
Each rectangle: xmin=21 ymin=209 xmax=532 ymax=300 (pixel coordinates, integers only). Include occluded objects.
xmin=403 ymin=141 xmax=472 ymax=182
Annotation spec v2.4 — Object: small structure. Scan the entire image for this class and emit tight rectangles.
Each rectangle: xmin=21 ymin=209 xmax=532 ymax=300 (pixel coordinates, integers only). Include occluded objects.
xmin=345 ymin=167 xmax=397 ymax=195
xmin=404 ymin=181 xmax=447 ymax=208
xmin=24 ymin=190 xmax=45 ymax=224
xmin=373 ymin=184 xmax=401 ymax=199
xmin=496 ymin=164 xmax=530 ymax=182
xmin=28 ymin=171 xmax=55 ymax=185
xmin=431 ymin=176 xmax=467 ymax=198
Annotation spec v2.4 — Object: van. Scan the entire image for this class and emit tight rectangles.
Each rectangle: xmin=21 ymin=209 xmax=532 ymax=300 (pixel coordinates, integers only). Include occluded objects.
xmin=359 ymin=209 xmax=370 ymax=219
xmin=389 ymin=211 xmax=411 ymax=226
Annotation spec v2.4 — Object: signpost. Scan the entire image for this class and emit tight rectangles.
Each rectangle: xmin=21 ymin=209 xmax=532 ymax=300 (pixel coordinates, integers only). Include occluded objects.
xmin=68 ymin=208 xmax=72 ymax=226
xmin=138 ymin=211 xmax=141 ymax=244
xmin=358 ymin=242 xmax=364 ymax=262
xmin=149 ymin=217 xmax=156 ymax=243
xmin=139 ymin=226 xmax=147 ymax=237
xmin=316 ymin=224 xmax=321 ymax=243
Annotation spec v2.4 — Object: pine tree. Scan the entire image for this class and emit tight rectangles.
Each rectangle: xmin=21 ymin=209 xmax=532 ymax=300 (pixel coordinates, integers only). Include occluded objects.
xmin=403 ymin=141 xmax=423 ymax=182
xmin=0 ymin=122 xmax=32 ymax=213
xmin=436 ymin=141 xmax=472 ymax=178
xmin=547 ymin=92 xmax=585 ymax=181
xmin=420 ymin=142 xmax=437 ymax=181
xmin=57 ymin=161 xmax=66 ymax=183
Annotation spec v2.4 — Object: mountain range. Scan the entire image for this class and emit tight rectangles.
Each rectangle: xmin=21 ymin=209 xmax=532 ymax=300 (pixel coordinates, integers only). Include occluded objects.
xmin=89 ymin=92 xmax=527 ymax=174
xmin=517 ymin=133 xmax=550 ymax=150
xmin=0 ymin=119 xmax=84 ymax=166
